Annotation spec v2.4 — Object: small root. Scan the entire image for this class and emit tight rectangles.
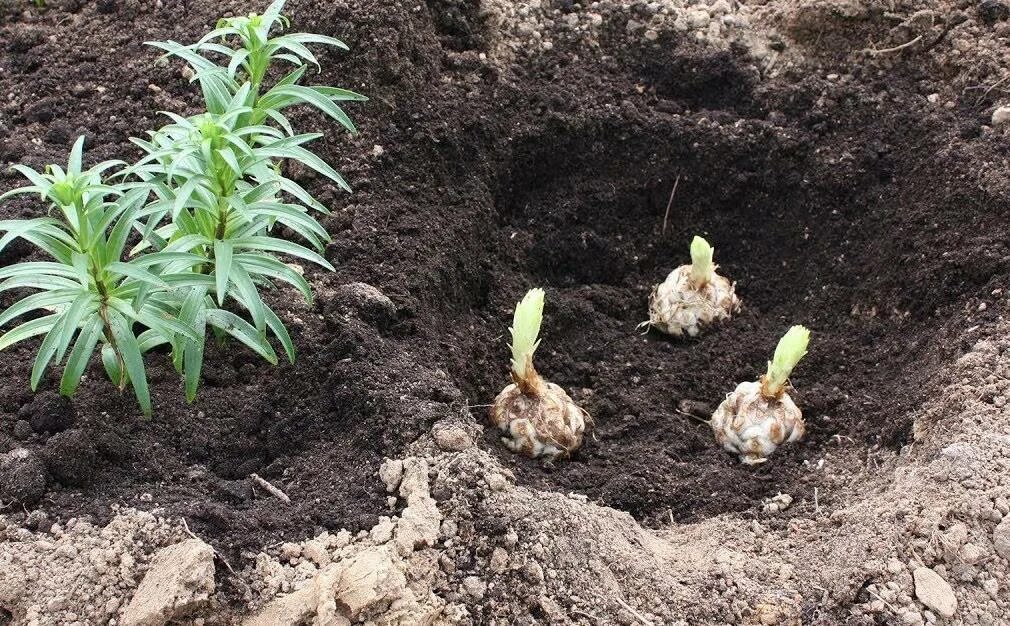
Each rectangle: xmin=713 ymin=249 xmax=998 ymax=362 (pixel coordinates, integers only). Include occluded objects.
xmin=250 ymin=473 xmax=291 ymax=504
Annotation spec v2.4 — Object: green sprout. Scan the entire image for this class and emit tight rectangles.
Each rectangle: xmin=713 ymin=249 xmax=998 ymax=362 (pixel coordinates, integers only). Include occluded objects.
xmin=0 ymin=0 xmax=364 ymax=414
xmin=762 ymin=325 xmax=811 ymax=398
xmin=509 ymin=288 xmax=545 ymax=385
xmin=690 ymin=235 xmax=714 ymax=287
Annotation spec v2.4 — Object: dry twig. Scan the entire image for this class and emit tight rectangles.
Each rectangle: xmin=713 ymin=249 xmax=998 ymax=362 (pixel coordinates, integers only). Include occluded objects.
xmin=612 ymin=597 xmax=654 ymax=626
xmin=251 ymin=473 xmax=291 ymax=504
xmin=863 ymin=35 xmax=922 ymax=56
xmin=660 ymin=174 xmax=681 ymax=236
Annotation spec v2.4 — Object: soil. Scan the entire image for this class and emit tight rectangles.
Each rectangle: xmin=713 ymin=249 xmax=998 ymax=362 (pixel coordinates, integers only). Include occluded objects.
xmin=3 ymin=0 xmax=1010 ymax=623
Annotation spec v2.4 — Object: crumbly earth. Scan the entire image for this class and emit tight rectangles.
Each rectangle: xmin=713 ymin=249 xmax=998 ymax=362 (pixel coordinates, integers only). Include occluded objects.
xmin=3 ymin=0 xmax=1010 ymax=623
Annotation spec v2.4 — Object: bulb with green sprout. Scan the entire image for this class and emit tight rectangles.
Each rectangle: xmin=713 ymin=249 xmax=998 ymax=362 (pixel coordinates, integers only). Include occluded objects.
xmin=489 ymin=288 xmax=592 ymax=460
xmin=711 ymin=325 xmax=810 ymax=464
xmin=646 ymin=236 xmax=740 ymax=337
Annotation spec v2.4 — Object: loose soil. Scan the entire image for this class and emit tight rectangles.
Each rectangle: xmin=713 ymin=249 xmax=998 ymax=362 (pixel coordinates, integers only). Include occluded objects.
xmin=3 ymin=0 xmax=1010 ymax=622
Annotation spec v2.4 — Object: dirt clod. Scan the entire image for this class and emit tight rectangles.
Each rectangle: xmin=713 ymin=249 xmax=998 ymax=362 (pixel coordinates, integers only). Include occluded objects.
xmin=121 ymin=538 xmax=216 ymax=626
xmin=992 ymin=516 xmax=1010 ymax=559
xmin=20 ymin=391 xmax=73 ymax=435
xmin=0 ymin=448 xmax=46 ymax=506
xmin=41 ymin=429 xmax=97 ymax=486
xmin=913 ymin=567 xmax=957 ymax=618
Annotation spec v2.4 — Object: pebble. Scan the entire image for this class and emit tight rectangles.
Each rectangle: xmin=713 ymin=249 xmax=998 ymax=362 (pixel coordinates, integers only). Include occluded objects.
xmin=462 ymin=575 xmax=486 ymax=600
xmin=279 ymin=542 xmax=302 ymax=562
xmin=489 ymin=547 xmax=509 ymax=573
xmin=379 ymin=460 xmax=404 ymax=493
xmin=486 ymin=473 xmax=510 ymax=492
xmin=991 ymin=105 xmax=1010 ymax=126
xmin=433 ymin=425 xmax=473 ymax=452
xmin=960 ymin=542 xmax=985 ymax=564
xmin=762 ymin=493 xmax=793 ymax=514
xmin=900 ymin=608 xmax=925 ymax=625
xmin=992 ymin=516 xmax=1010 ymax=558
xmin=913 ymin=567 xmax=957 ymax=618
xmin=687 ymin=10 xmax=711 ymax=28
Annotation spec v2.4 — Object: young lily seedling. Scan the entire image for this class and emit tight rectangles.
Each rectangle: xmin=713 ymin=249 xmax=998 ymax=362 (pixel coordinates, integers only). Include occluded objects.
xmin=710 ymin=325 xmax=810 ymax=464
xmin=489 ymin=288 xmax=591 ymax=460
xmin=645 ymin=235 xmax=741 ymax=337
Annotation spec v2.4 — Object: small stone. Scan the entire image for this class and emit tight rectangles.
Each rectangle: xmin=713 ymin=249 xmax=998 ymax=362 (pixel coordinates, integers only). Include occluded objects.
xmin=993 ymin=516 xmax=1010 ymax=558
xmin=913 ymin=567 xmax=957 ymax=618
xmin=370 ymin=144 xmax=384 ymax=157
xmin=960 ymin=542 xmax=985 ymax=565
xmin=686 ymin=10 xmax=710 ymax=28
xmin=991 ymin=105 xmax=1010 ymax=126
xmin=900 ymin=608 xmax=924 ymax=625
xmin=462 ymin=575 xmax=486 ymax=600
xmin=489 ymin=547 xmax=509 ymax=573
xmin=486 ymin=473 xmax=510 ymax=492
xmin=432 ymin=424 xmax=473 ymax=452
xmin=369 ymin=517 xmax=395 ymax=544
xmin=378 ymin=459 xmax=404 ymax=493
xmin=121 ymin=539 xmax=216 ymax=626
xmin=279 ymin=542 xmax=302 ymax=562
xmin=644 ymin=29 xmax=659 ymax=41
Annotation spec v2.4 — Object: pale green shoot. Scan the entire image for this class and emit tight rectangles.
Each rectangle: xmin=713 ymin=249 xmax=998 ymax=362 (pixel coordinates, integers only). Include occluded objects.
xmin=763 ymin=325 xmax=811 ymax=398
xmin=509 ymin=288 xmax=545 ymax=382
xmin=690 ymin=235 xmax=714 ymax=286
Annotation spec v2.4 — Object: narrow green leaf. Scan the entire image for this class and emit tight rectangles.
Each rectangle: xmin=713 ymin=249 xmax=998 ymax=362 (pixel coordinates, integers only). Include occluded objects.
xmin=264 ymin=305 xmax=294 ymax=363
xmin=0 ymin=314 xmax=60 ymax=351
xmin=59 ymin=314 xmax=103 ymax=397
xmin=206 ymin=308 xmax=277 ymax=364
xmin=107 ymin=310 xmax=152 ymax=417
xmin=232 ymin=235 xmax=334 ymax=270
xmin=68 ymin=136 xmax=86 ymax=176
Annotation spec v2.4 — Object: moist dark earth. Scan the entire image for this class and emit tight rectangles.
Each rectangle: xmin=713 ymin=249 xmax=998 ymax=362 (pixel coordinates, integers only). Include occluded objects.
xmin=0 ymin=0 xmax=1007 ymax=560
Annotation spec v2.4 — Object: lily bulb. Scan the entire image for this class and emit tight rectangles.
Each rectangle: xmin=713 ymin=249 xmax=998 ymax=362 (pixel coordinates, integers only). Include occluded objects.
xmin=711 ymin=326 xmax=810 ymax=464
xmin=489 ymin=288 xmax=591 ymax=460
xmin=647 ymin=236 xmax=740 ymax=337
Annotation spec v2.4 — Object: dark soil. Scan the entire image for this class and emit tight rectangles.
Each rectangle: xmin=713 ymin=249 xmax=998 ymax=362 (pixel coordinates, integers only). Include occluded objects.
xmin=1 ymin=0 xmax=1008 ymax=560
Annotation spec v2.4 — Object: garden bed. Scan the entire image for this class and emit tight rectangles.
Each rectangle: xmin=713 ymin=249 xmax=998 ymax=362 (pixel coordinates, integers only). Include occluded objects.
xmin=2 ymin=0 xmax=1010 ymax=623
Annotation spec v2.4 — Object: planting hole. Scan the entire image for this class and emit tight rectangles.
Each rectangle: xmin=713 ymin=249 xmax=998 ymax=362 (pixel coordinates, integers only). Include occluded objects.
xmin=451 ymin=109 xmax=988 ymax=526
